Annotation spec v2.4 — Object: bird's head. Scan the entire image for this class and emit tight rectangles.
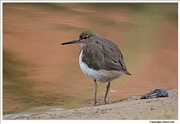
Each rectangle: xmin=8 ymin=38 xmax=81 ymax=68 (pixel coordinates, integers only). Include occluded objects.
xmin=61 ymin=31 xmax=101 ymax=47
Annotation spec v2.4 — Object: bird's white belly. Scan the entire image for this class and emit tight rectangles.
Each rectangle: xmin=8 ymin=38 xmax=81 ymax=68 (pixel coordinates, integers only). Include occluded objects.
xmin=79 ymin=50 xmax=124 ymax=83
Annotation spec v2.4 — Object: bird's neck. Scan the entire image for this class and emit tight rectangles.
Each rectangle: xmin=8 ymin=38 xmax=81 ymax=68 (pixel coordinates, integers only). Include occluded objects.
xmin=79 ymin=43 xmax=86 ymax=48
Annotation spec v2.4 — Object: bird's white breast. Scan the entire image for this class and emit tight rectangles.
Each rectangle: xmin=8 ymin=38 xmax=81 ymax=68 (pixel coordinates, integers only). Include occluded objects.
xmin=79 ymin=50 xmax=124 ymax=83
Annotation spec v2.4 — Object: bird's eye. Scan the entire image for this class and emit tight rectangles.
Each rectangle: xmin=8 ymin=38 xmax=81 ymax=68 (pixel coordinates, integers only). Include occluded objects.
xmin=84 ymin=36 xmax=87 ymax=39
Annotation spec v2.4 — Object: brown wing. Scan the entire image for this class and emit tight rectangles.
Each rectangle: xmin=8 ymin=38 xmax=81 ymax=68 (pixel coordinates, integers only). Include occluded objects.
xmin=81 ymin=39 xmax=128 ymax=73
xmin=100 ymin=39 xmax=127 ymax=71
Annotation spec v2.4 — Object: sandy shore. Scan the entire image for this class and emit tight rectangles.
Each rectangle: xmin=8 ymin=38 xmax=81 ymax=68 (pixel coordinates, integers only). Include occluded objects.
xmin=3 ymin=88 xmax=178 ymax=120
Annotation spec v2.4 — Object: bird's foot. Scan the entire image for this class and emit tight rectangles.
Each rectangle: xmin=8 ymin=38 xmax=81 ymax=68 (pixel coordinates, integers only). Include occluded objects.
xmin=99 ymin=98 xmax=111 ymax=104
xmin=89 ymin=101 xmax=101 ymax=105
xmin=99 ymin=98 xmax=109 ymax=101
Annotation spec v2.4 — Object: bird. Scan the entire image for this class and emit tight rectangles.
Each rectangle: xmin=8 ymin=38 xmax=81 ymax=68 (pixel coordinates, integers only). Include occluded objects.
xmin=61 ymin=30 xmax=131 ymax=105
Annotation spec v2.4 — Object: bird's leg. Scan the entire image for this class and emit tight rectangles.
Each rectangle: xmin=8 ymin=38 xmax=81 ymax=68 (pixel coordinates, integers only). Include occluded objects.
xmin=104 ymin=82 xmax=110 ymax=104
xmin=93 ymin=79 xmax=98 ymax=105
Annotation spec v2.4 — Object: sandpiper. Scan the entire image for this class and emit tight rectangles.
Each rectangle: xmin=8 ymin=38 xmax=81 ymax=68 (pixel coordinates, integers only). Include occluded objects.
xmin=61 ymin=31 xmax=131 ymax=105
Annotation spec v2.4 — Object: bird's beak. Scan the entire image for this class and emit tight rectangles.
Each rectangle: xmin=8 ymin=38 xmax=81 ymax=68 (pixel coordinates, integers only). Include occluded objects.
xmin=61 ymin=40 xmax=79 ymax=45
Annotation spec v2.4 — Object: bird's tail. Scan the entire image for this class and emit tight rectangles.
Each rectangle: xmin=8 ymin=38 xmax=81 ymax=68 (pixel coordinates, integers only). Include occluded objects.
xmin=125 ymin=70 xmax=131 ymax=75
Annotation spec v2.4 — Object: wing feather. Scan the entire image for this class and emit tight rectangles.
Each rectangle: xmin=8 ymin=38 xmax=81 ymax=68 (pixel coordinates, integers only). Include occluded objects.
xmin=81 ymin=39 xmax=128 ymax=72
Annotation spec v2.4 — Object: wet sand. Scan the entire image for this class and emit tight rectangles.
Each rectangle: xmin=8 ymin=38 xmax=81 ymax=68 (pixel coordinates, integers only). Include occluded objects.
xmin=3 ymin=88 xmax=177 ymax=120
